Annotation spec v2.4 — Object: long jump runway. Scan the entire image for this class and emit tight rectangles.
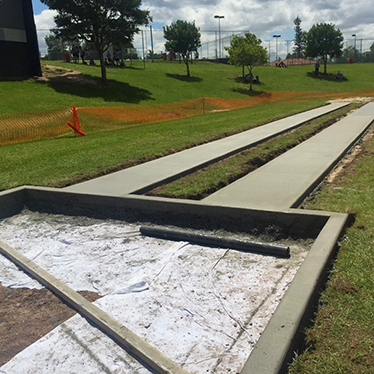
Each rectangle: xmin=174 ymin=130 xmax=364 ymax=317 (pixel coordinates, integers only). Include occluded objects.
xmin=64 ymin=103 xmax=347 ymax=197
xmin=204 ymin=102 xmax=374 ymax=210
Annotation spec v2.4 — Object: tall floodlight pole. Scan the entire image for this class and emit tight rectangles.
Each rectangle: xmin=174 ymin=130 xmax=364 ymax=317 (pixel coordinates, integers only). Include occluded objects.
xmin=140 ymin=30 xmax=145 ymax=69
xmin=352 ymin=34 xmax=356 ymax=62
xmin=268 ymin=40 xmax=271 ymax=61
xmin=215 ymin=30 xmax=217 ymax=60
xmin=150 ymin=26 xmax=154 ymax=62
xmin=273 ymin=35 xmax=281 ymax=63
xmin=214 ymin=15 xmax=224 ymax=59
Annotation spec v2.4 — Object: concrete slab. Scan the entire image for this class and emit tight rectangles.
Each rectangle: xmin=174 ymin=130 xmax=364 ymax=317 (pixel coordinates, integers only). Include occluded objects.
xmin=204 ymin=102 xmax=374 ymax=210
xmin=64 ymin=103 xmax=347 ymax=197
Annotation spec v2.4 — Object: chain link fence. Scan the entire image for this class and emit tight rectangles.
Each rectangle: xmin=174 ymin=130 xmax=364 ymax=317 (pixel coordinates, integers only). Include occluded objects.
xmin=38 ymin=28 xmax=374 ymax=65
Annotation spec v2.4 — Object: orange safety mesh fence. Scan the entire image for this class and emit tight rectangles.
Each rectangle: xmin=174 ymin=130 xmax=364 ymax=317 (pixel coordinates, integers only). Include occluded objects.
xmin=0 ymin=106 xmax=74 ymax=145
xmin=80 ymin=96 xmax=272 ymax=126
xmin=80 ymin=90 xmax=374 ymax=128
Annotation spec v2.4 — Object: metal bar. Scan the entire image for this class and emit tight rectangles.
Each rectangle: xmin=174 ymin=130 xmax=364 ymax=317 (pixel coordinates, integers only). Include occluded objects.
xmin=140 ymin=226 xmax=290 ymax=258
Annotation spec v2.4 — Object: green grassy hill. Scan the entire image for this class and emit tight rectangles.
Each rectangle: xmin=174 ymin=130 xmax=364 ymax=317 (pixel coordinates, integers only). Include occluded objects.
xmin=1 ymin=60 xmax=373 ymax=115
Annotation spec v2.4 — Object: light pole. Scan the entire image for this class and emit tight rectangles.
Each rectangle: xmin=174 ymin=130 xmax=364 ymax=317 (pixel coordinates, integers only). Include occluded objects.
xmin=352 ymin=34 xmax=356 ymax=62
xmin=273 ymin=35 xmax=281 ymax=63
xmin=214 ymin=15 xmax=224 ymax=59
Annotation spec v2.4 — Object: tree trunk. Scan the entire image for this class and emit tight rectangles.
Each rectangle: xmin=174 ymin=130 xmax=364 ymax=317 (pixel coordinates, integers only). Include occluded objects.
xmin=184 ymin=56 xmax=190 ymax=77
xmin=99 ymin=54 xmax=107 ymax=83
xmin=249 ymin=67 xmax=253 ymax=91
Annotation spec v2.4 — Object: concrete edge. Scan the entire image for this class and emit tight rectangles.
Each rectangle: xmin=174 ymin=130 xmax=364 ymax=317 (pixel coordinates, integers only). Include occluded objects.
xmin=290 ymin=117 xmax=374 ymax=208
xmin=0 ymin=239 xmax=190 ymax=374
xmin=7 ymin=186 xmax=329 ymax=240
xmin=0 ymin=186 xmax=26 ymax=218
xmin=240 ymin=212 xmax=349 ymax=374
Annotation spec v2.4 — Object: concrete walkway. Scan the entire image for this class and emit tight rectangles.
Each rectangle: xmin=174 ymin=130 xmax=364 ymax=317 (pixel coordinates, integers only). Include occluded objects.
xmin=204 ymin=102 xmax=374 ymax=210
xmin=64 ymin=103 xmax=347 ymax=197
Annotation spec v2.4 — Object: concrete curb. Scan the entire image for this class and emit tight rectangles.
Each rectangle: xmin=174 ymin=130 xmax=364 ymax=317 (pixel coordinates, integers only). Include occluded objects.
xmin=240 ymin=212 xmax=349 ymax=373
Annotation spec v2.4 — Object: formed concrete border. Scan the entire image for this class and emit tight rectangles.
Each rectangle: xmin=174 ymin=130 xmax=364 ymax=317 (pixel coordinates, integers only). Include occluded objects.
xmin=0 ymin=186 xmax=329 ymax=239
xmin=0 ymin=186 xmax=349 ymax=374
xmin=240 ymin=211 xmax=348 ymax=373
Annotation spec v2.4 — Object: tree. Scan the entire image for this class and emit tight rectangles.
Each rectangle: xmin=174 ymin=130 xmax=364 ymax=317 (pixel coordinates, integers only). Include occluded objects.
xmin=41 ymin=0 xmax=151 ymax=82
xmin=304 ymin=23 xmax=343 ymax=74
xmin=335 ymin=46 xmax=361 ymax=63
xmin=370 ymin=42 xmax=374 ymax=55
xmin=225 ymin=33 xmax=268 ymax=91
xmin=163 ymin=20 xmax=201 ymax=77
xmin=293 ymin=16 xmax=304 ymax=58
xmin=45 ymin=34 xmax=67 ymax=53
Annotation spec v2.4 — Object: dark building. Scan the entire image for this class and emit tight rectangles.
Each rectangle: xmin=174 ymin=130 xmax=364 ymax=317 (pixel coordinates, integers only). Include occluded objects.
xmin=0 ymin=0 xmax=42 ymax=78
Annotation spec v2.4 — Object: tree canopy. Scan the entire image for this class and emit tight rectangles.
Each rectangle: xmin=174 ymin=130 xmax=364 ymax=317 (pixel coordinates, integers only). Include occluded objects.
xmin=45 ymin=34 xmax=67 ymax=53
xmin=304 ymin=23 xmax=343 ymax=73
xmin=41 ymin=0 xmax=151 ymax=82
xmin=225 ymin=33 xmax=268 ymax=90
xmin=293 ymin=16 xmax=304 ymax=58
xmin=163 ymin=20 xmax=201 ymax=77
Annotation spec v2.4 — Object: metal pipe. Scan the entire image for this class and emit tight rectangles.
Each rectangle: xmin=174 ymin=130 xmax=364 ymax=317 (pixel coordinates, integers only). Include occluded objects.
xmin=140 ymin=226 xmax=290 ymax=258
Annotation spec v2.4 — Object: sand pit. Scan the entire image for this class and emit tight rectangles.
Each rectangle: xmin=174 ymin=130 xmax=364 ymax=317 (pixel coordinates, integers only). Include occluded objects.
xmin=0 ymin=210 xmax=310 ymax=373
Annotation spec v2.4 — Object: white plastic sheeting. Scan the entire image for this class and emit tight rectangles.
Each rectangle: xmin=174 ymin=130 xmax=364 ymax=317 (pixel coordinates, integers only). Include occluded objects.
xmin=0 ymin=210 xmax=309 ymax=374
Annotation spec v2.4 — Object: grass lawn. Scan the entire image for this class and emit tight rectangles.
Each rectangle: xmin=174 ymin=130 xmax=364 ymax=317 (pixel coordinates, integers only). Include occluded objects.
xmin=1 ymin=60 xmax=374 ymax=115
xmin=0 ymin=100 xmax=324 ymax=190
xmin=289 ymin=131 xmax=374 ymax=373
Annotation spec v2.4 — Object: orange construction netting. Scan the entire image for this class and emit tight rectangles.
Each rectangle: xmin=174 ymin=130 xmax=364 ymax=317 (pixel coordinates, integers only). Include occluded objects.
xmin=0 ymin=106 xmax=75 ymax=145
xmin=79 ymin=90 xmax=374 ymax=128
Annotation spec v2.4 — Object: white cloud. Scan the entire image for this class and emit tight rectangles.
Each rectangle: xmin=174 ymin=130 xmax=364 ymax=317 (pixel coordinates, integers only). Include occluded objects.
xmin=34 ymin=9 xmax=57 ymax=55
xmin=34 ymin=0 xmax=374 ymax=58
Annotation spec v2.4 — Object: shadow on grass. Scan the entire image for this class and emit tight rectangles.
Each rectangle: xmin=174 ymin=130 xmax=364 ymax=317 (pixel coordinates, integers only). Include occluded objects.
xmin=306 ymin=72 xmax=349 ymax=82
xmin=231 ymin=77 xmax=266 ymax=96
xmin=0 ymin=76 xmax=34 ymax=82
xmin=166 ymin=73 xmax=203 ymax=82
xmin=35 ymin=72 xmax=153 ymax=104
xmin=231 ymin=87 xmax=267 ymax=96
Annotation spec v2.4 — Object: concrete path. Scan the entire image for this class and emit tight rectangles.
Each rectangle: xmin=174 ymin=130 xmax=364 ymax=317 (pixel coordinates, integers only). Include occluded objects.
xmin=64 ymin=103 xmax=347 ymax=197
xmin=204 ymin=102 xmax=374 ymax=210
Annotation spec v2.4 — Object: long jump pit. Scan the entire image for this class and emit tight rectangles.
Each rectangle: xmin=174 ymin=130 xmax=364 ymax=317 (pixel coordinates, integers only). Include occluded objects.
xmin=0 ymin=187 xmax=349 ymax=374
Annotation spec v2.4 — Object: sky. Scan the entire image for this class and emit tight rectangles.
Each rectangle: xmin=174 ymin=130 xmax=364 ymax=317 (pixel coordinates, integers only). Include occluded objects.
xmin=32 ymin=0 xmax=373 ymax=58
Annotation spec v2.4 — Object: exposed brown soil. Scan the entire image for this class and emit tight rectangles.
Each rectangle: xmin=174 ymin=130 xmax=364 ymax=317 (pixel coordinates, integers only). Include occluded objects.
xmin=37 ymin=64 xmax=96 ymax=86
xmin=0 ymin=284 xmax=100 ymax=366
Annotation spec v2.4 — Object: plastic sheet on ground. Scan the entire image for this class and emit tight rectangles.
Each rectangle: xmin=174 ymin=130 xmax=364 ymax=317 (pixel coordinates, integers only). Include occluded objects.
xmin=0 ymin=210 xmax=309 ymax=374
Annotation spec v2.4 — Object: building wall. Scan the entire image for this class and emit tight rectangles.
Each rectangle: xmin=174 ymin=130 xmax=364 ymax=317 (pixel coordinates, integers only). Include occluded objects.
xmin=0 ymin=0 xmax=42 ymax=78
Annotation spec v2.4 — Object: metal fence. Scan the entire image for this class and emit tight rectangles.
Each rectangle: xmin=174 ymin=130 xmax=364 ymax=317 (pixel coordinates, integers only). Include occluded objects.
xmin=38 ymin=28 xmax=374 ymax=64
